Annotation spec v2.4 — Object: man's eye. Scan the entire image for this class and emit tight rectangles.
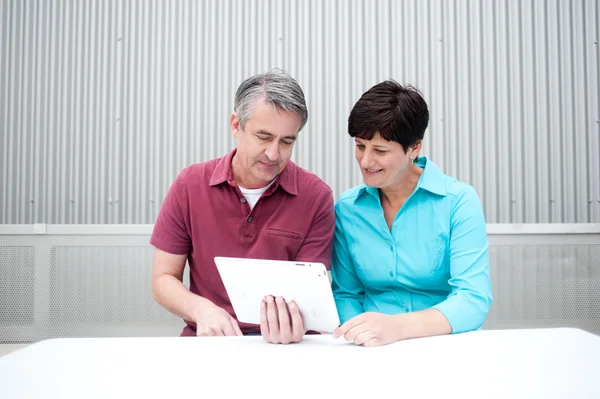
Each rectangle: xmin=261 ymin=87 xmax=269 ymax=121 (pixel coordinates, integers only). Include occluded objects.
xmin=258 ymin=136 xmax=270 ymax=141
xmin=375 ymin=150 xmax=387 ymax=154
xmin=282 ymin=140 xmax=293 ymax=145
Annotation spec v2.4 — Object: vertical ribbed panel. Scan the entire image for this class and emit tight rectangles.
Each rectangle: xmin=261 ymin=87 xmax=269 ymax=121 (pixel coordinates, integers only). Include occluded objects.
xmin=1 ymin=0 xmax=599 ymax=224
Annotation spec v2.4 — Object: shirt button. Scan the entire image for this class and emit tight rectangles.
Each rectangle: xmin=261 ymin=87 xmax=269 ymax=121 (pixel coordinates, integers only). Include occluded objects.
xmin=240 ymin=197 xmax=247 ymax=203
xmin=389 ymin=271 xmax=394 ymax=278
xmin=389 ymin=245 xmax=394 ymax=251
xmin=247 ymin=216 xmax=253 ymax=222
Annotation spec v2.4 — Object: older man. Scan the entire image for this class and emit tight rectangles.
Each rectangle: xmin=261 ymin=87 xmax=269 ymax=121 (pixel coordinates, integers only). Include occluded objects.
xmin=150 ymin=69 xmax=335 ymax=344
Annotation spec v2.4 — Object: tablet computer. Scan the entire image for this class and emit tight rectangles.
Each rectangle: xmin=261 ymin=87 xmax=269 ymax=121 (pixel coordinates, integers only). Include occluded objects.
xmin=214 ymin=256 xmax=341 ymax=333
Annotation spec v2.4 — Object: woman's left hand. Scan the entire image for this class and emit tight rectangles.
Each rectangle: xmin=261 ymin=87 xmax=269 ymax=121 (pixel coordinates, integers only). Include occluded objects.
xmin=333 ymin=312 xmax=405 ymax=347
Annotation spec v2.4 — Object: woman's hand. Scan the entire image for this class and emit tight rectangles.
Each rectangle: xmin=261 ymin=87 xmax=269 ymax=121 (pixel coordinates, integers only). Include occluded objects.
xmin=333 ymin=312 xmax=404 ymax=347
xmin=333 ymin=309 xmax=452 ymax=347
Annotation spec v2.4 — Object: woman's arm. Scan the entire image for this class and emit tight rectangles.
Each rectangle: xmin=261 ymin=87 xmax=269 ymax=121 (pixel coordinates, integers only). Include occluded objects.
xmin=331 ymin=209 xmax=366 ymax=324
xmin=431 ymin=184 xmax=493 ymax=333
xmin=334 ymin=184 xmax=492 ymax=346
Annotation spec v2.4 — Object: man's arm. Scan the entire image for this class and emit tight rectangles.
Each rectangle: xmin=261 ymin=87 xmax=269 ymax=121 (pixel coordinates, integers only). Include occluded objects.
xmin=151 ymin=248 xmax=242 ymax=336
xmin=294 ymin=189 xmax=336 ymax=267
xmin=150 ymin=171 xmax=242 ymax=336
xmin=151 ymin=248 xmax=206 ymax=322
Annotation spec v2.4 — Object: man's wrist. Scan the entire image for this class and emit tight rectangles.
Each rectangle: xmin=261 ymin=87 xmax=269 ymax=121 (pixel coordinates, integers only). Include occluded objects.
xmin=186 ymin=294 xmax=215 ymax=323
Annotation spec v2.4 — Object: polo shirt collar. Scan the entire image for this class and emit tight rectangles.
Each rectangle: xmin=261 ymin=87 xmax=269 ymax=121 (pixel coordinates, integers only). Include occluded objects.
xmin=209 ymin=149 xmax=298 ymax=196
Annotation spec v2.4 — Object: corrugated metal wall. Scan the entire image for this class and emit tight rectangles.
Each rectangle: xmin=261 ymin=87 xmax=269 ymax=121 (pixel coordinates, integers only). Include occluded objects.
xmin=1 ymin=0 xmax=599 ymax=224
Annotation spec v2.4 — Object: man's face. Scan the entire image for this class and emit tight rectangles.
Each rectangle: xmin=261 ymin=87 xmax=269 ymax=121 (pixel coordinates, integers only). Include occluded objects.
xmin=230 ymin=99 xmax=302 ymax=189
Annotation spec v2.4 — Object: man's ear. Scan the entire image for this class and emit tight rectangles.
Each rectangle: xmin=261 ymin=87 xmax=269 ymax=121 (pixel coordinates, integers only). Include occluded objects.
xmin=230 ymin=112 xmax=241 ymax=139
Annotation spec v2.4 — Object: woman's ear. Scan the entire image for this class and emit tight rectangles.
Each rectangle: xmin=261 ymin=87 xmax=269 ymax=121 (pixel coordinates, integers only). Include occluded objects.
xmin=409 ymin=140 xmax=422 ymax=159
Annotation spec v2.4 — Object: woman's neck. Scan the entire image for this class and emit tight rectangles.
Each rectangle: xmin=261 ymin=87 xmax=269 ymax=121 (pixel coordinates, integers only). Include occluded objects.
xmin=379 ymin=164 xmax=422 ymax=208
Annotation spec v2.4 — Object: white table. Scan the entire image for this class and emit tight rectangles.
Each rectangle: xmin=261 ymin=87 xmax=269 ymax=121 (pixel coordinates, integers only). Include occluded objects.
xmin=1 ymin=328 xmax=599 ymax=398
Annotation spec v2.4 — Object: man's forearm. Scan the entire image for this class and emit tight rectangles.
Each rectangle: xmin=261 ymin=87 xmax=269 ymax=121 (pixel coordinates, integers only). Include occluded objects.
xmin=151 ymin=274 xmax=213 ymax=322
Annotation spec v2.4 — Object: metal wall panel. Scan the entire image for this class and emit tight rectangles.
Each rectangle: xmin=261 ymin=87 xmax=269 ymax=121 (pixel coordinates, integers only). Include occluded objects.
xmin=1 ymin=0 xmax=599 ymax=224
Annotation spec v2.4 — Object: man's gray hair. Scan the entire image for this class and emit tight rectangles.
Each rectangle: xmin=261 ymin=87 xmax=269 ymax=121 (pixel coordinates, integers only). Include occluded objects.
xmin=234 ymin=68 xmax=308 ymax=131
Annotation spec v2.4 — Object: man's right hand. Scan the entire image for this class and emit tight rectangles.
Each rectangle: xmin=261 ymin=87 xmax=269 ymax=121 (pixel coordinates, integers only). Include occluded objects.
xmin=150 ymin=248 xmax=243 ymax=337
xmin=193 ymin=302 xmax=243 ymax=337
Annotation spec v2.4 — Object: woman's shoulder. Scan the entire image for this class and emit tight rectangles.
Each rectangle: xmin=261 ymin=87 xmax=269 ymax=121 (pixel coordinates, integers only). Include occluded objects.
xmin=337 ymin=184 xmax=367 ymax=203
xmin=422 ymin=158 xmax=482 ymax=202
xmin=334 ymin=184 xmax=372 ymax=216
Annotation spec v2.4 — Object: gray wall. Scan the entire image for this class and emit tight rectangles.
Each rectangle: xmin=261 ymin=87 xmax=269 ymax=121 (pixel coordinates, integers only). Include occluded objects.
xmin=1 ymin=0 xmax=599 ymax=224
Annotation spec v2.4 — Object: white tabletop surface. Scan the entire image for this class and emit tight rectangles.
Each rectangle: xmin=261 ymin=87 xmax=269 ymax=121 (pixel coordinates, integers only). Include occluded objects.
xmin=1 ymin=327 xmax=599 ymax=399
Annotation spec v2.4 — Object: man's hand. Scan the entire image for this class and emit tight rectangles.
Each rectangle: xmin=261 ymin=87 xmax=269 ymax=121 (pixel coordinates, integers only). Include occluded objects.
xmin=193 ymin=302 xmax=243 ymax=337
xmin=332 ymin=312 xmax=403 ymax=347
xmin=260 ymin=295 xmax=306 ymax=344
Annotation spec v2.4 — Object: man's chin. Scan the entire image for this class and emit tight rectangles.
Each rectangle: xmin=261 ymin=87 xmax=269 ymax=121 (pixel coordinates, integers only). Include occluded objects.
xmin=250 ymin=172 xmax=278 ymax=186
xmin=261 ymin=173 xmax=279 ymax=183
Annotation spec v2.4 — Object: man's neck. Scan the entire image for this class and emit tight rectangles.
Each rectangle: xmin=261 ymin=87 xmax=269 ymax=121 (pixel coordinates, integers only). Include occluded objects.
xmin=231 ymin=153 xmax=270 ymax=189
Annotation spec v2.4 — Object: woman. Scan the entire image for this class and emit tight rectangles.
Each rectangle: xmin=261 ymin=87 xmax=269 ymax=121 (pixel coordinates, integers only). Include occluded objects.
xmin=331 ymin=80 xmax=493 ymax=347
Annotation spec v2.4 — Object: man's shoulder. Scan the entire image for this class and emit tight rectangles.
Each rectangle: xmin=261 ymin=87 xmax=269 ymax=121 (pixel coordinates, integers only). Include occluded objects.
xmin=175 ymin=157 xmax=222 ymax=186
xmin=289 ymin=161 xmax=333 ymax=198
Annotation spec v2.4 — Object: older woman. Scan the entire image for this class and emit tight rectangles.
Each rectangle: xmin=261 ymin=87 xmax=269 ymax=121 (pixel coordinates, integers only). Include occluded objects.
xmin=331 ymin=80 xmax=493 ymax=347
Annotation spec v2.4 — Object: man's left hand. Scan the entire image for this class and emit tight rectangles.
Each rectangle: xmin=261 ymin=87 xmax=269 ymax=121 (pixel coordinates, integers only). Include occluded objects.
xmin=260 ymin=295 xmax=306 ymax=344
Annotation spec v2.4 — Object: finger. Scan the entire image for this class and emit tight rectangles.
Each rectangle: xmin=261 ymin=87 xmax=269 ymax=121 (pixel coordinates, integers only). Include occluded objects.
xmin=276 ymin=297 xmax=292 ymax=344
xmin=260 ymin=298 xmax=270 ymax=337
xmin=197 ymin=328 xmax=209 ymax=337
xmin=288 ymin=301 xmax=305 ymax=342
xmin=344 ymin=324 xmax=368 ymax=342
xmin=353 ymin=330 xmax=375 ymax=346
xmin=209 ymin=327 xmax=225 ymax=337
xmin=266 ymin=295 xmax=279 ymax=338
xmin=334 ymin=315 xmax=365 ymax=338
xmin=362 ymin=337 xmax=381 ymax=347
xmin=231 ymin=318 xmax=243 ymax=336
xmin=222 ymin=320 xmax=236 ymax=336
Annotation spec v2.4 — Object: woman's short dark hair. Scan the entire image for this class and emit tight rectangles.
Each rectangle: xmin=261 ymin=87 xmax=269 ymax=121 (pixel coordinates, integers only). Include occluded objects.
xmin=348 ymin=80 xmax=429 ymax=152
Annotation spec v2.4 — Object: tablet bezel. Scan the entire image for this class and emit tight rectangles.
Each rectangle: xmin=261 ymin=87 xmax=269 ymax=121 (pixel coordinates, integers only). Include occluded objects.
xmin=214 ymin=256 xmax=341 ymax=333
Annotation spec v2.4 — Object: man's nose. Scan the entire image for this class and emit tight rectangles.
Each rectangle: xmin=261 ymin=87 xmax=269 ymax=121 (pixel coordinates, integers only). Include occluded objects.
xmin=265 ymin=141 xmax=280 ymax=162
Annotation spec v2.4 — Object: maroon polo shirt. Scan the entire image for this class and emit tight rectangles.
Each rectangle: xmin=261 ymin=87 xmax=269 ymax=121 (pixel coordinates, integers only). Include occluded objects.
xmin=150 ymin=149 xmax=336 ymax=335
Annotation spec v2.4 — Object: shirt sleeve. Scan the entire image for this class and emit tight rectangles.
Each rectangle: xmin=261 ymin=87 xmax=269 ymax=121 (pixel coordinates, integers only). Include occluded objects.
xmin=149 ymin=170 xmax=193 ymax=255
xmin=432 ymin=185 xmax=493 ymax=333
xmin=294 ymin=189 xmax=336 ymax=269
xmin=330 ymin=203 xmax=365 ymax=324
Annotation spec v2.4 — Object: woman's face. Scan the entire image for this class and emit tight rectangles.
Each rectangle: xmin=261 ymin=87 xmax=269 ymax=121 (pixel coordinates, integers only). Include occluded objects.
xmin=354 ymin=132 xmax=419 ymax=189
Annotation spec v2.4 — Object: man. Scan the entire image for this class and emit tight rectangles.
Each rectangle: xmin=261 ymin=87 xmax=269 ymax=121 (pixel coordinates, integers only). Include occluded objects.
xmin=150 ymin=69 xmax=335 ymax=344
